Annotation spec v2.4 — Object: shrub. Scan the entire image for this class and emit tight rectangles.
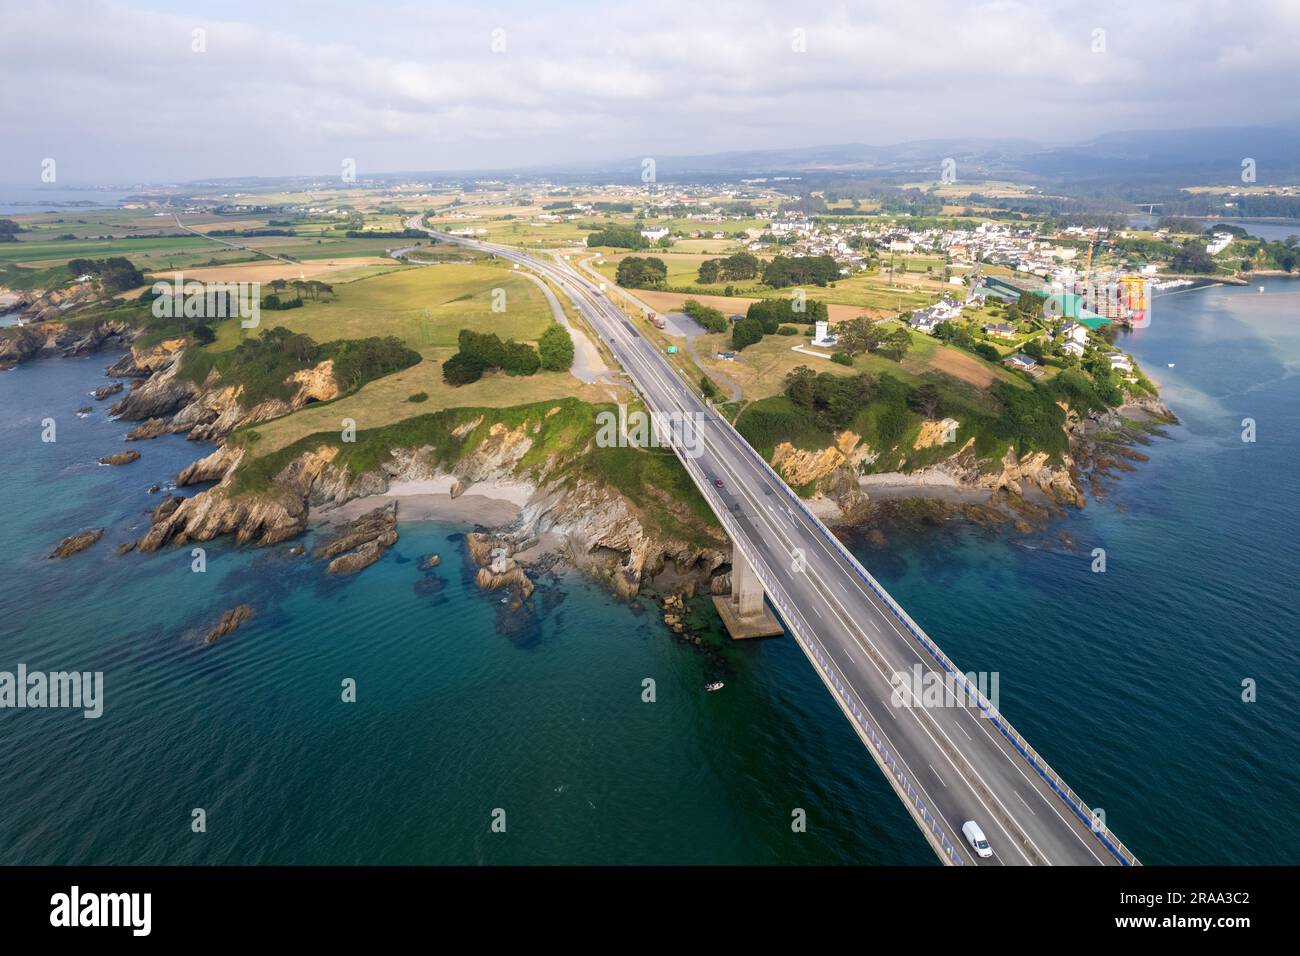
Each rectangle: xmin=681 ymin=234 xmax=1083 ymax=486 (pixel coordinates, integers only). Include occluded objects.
xmin=732 ymin=316 xmax=764 ymax=350
xmin=442 ymin=351 xmax=486 ymax=385
xmin=831 ymin=352 xmax=854 ymax=366
xmin=501 ymin=340 xmax=541 ymax=376
xmin=747 ymin=296 xmax=828 ymax=328
xmin=681 ymin=299 xmax=728 ymax=333
xmin=408 ymin=392 xmax=429 ymax=403
xmin=458 ymin=329 xmax=507 ymax=368
xmin=538 ymin=324 xmax=575 ymax=371
xmin=324 ymin=336 xmax=421 ymax=392
xmin=262 ymin=294 xmax=304 ymax=311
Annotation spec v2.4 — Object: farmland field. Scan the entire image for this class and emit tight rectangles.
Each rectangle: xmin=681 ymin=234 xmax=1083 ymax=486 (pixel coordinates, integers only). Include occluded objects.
xmin=209 ymin=262 xmax=555 ymax=353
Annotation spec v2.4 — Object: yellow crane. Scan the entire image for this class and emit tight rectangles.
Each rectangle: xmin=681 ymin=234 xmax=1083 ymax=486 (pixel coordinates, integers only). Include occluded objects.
xmin=1082 ymin=228 xmax=1098 ymax=285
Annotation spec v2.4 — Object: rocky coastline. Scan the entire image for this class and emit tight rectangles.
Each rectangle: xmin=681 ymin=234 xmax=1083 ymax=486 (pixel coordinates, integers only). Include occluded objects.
xmin=762 ymin=387 xmax=1175 ymax=548
xmin=36 ymin=327 xmax=1176 ymax=615
xmin=0 ymin=317 xmax=138 ymax=370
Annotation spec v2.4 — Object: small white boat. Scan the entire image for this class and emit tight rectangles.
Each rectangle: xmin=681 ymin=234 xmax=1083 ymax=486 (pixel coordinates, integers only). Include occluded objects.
xmin=1168 ymin=363 xmax=1176 ymax=368
xmin=705 ymin=681 xmax=724 ymax=692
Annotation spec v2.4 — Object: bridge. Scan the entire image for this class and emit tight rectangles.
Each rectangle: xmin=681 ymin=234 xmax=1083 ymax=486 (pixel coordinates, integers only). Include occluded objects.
xmin=408 ymin=217 xmax=1141 ymax=867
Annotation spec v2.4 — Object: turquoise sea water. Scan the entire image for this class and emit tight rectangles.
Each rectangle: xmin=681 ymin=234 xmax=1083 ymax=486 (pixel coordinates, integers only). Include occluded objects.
xmin=1 ymin=279 xmax=1296 ymax=865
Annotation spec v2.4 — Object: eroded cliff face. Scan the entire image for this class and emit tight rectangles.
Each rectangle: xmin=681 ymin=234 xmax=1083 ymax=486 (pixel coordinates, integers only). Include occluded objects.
xmin=770 ymin=431 xmax=878 ymax=519
xmin=0 ymin=319 xmax=137 ymax=370
xmin=9 ymin=281 xmax=105 ymax=325
xmin=108 ymin=345 xmax=340 ymax=442
xmin=137 ymin=484 xmax=308 ymax=551
xmin=142 ymin=411 xmax=727 ymax=597
xmin=774 ymin=418 xmax=1088 ymax=516
xmin=516 ymin=477 xmax=727 ymax=599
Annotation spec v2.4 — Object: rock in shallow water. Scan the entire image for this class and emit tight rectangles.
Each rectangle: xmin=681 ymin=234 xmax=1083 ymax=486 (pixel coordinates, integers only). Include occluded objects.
xmin=205 ymin=604 xmax=255 ymax=644
xmin=49 ymin=528 xmax=104 ymax=559
xmin=313 ymin=503 xmax=399 ymax=575
xmin=97 ymin=450 xmax=140 ymax=466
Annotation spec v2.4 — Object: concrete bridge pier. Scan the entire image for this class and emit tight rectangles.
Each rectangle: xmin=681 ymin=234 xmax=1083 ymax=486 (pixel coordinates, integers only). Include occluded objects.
xmin=713 ymin=546 xmax=785 ymax=639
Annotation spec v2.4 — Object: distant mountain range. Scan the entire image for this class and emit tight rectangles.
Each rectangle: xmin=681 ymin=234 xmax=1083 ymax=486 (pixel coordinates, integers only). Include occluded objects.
xmin=151 ymin=126 xmax=1300 ymax=200
xmin=528 ymin=126 xmax=1300 ymax=192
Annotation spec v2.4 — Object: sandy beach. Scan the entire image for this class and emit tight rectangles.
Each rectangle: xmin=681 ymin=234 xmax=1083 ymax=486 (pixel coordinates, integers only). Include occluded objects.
xmin=310 ymin=477 xmax=533 ymax=529
xmin=859 ymin=472 xmax=997 ymax=504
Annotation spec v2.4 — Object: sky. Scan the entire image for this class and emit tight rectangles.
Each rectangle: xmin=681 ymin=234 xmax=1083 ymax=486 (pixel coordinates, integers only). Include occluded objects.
xmin=2 ymin=0 xmax=1299 ymax=184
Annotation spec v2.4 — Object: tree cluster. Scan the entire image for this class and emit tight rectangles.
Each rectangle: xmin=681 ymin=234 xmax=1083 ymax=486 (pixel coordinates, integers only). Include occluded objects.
xmin=615 ymin=256 xmax=668 ymax=289
xmin=443 ymin=329 xmax=542 ymax=385
xmin=761 ymin=254 xmax=840 ymax=288
xmin=681 ymin=299 xmax=728 ymax=333
xmin=835 ymin=317 xmax=912 ymax=360
xmin=697 ymin=252 xmax=760 ymax=284
xmin=587 ymin=225 xmax=647 ymax=249
xmin=67 ymin=257 xmax=144 ymax=293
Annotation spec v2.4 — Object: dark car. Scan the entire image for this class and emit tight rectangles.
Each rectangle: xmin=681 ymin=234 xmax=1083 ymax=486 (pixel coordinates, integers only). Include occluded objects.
xmin=713 ymin=478 xmax=725 ymax=489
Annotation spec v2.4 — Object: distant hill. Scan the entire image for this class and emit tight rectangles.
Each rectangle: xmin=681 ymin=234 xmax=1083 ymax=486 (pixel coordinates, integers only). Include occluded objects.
xmin=524 ymin=126 xmax=1300 ymax=190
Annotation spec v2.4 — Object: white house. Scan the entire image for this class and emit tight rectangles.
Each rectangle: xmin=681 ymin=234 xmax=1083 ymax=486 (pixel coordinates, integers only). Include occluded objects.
xmin=1060 ymin=321 xmax=1088 ymax=345
xmin=1062 ymin=339 xmax=1086 ymax=359
xmin=640 ymin=227 xmax=670 ymax=242
xmin=909 ymin=312 xmax=942 ymax=334
xmin=1206 ymin=233 xmax=1233 ymax=255
xmin=1109 ymin=353 xmax=1134 ymax=372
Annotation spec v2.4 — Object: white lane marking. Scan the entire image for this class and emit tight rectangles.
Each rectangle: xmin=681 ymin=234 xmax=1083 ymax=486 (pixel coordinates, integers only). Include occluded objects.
xmin=1015 ymin=790 xmax=1038 ymax=815
xmin=929 ymin=764 xmax=948 ymax=789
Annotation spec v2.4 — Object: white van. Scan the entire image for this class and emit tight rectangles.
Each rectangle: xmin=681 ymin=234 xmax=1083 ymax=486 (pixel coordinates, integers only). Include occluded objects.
xmin=962 ymin=820 xmax=993 ymax=859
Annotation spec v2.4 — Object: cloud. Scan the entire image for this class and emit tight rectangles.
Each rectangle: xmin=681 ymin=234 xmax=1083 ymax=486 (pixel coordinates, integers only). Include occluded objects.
xmin=1 ymin=0 xmax=1298 ymax=181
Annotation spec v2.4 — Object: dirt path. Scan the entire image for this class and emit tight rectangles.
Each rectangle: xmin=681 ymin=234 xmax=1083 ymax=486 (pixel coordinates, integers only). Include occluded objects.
xmin=517 ymin=271 xmax=611 ymax=385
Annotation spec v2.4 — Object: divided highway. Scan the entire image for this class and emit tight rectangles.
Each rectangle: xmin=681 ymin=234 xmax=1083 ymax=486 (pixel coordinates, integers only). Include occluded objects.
xmin=410 ymin=217 xmax=1139 ymax=867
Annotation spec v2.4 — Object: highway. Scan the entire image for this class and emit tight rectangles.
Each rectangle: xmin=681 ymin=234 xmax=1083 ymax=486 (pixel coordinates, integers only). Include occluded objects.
xmin=408 ymin=217 xmax=1139 ymax=867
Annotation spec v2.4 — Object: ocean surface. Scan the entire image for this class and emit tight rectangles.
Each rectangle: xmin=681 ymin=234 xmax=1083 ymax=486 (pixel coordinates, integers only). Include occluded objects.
xmin=0 ymin=184 xmax=134 ymax=216
xmin=1129 ymin=213 xmax=1300 ymax=244
xmin=0 ymin=279 xmax=1296 ymax=865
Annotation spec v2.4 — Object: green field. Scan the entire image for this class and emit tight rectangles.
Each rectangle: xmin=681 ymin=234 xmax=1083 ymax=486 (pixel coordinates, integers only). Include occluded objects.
xmin=241 ymin=355 xmax=595 ymax=458
xmin=208 ymin=262 xmax=555 ymax=354
xmin=591 ymin=254 xmax=939 ymax=312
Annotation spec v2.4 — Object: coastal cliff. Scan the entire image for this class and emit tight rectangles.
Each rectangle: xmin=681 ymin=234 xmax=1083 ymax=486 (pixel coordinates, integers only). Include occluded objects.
xmin=135 ymin=400 xmax=728 ymax=598
xmin=766 ymin=389 xmax=1175 ymax=523
xmin=0 ymin=318 xmax=137 ymax=370
xmin=108 ymin=344 xmax=341 ymax=442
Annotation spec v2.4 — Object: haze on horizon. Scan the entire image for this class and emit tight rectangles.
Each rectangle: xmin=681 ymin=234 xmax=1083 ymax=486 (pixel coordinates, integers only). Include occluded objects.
xmin=2 ymin=0 xmax=1299 ymax=184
